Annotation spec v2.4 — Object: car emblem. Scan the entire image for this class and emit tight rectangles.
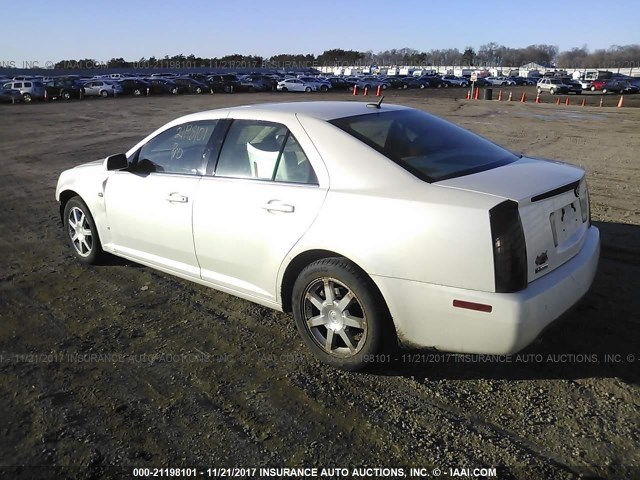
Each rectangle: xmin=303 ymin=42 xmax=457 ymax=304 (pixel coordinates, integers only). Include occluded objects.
xmin=535 ymin=251 xmax=549 ymax=273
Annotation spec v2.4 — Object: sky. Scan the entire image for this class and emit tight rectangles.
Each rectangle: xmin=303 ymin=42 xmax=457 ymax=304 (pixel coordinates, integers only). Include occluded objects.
xmin=2 ymin=0 xmax=639 ymax=67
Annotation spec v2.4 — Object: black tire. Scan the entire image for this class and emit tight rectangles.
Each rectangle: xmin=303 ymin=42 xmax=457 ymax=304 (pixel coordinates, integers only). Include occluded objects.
xmin=23 ymin=93 xmax=32 ymax=102
xmin=320 ymin=85 xmax=328 ymax=92
xmin=305 ymin=87 xmax=312 ymax=92
xmin=292 ymin=257 xmax=389 ymax=371
xmin=437 ymin=83 xmax=442 ymax=88
xmin=223 ymin=85 xmax=231 ymax=93
xmin=602 ymin=89 xmax=607 ymax=94
xmin=171 ymin=88 xmax=178 ymax=94
xmin=591 ymin=86 xmax=596 ymax=92
xmin=62 ymin=91 xmax=71 ymax=100
xmin=461 ymin=82 xmax=468 ymax=88
xmin=281 ymin=87 xmax=288 ymax=92
xmin=195 ymin=87 xmax=202 ymax=94
xmin=133 ymin=88 xmax=141 ymax=96
xmin=63 ymin=197 xmax=104 ymax=265
xmin=419 ymin=83 xmax=425 ymax=89
xmin=100 ymin=90 xmax=109 ymax=98
xmin=381 ymin=84 xmax=388 ymax=90
xmin=550 ymin=88 xmax=556 ymax=95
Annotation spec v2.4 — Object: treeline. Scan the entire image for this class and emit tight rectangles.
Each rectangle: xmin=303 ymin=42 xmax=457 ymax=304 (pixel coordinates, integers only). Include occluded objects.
xmin=52 ymin=44 xmax=639 ymax=70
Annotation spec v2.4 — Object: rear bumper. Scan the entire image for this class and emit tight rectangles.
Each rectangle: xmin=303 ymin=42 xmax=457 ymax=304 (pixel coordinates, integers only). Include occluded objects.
xmin=373 ymin=226 xmax=600 ymax=354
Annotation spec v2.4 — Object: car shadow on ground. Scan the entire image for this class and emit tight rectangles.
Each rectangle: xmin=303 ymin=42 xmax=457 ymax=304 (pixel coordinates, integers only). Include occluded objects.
xmin=372 ymin=221 xmax=640 ymax=384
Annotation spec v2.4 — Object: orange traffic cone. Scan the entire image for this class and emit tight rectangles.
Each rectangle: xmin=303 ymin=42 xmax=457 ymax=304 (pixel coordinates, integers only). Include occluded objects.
xmin=535 ymin=93 xmax=540 ymax=103
xmin=497 ymin=90 xmax=502 ymax=101
xmin=474 ymin=88 xmax=480 ymax=100
xmin=508 ymin=92 xmax=513 ymax=101
xmin=565 ymin=97 xmax=570 ymax=106
xmin=376 ymin=85 xmax=381 ymax=97
xmin=599 ymin=96 xmax=604 ymax=107
xmin=363 ymin=87 xmax=369 ymax=96
xmin=617 ymin=96 xmax=624 ymax=108
xmin=352 ymin=85 xmax=358 ymax=96
xmin=581 ymin=98 xmax=586 ymax=107
xmin=520 ymin=92 xmax=526 ymax=102
xmin=466 ymin=90 xmax=471 ymax=100
xmin=555 ymin=97 xmax=561 ymax=105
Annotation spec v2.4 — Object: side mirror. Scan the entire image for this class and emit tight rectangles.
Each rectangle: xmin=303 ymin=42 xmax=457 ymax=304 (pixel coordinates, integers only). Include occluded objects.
xmin=105 ymin=153 xmax=128 ymax=171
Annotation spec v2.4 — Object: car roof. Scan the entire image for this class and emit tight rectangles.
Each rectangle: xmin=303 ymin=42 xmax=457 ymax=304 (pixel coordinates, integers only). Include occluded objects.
xmin=221 ymin=101 xmax=410 ymax=121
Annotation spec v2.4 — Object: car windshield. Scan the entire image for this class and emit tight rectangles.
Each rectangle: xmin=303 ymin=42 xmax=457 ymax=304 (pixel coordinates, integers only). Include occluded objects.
xmin=330 ymin=109 xmax=518 ymax=182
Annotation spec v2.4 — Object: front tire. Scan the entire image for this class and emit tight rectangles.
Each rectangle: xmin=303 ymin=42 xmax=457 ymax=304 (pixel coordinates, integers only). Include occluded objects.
xmin=292 ymin=258 xmax=387 ymax=371
xmin=23 ymin=93 xmax=32 ymax=102
xmin=100 ymin=90 xmax=109 ymax=98
xmin=62 ymin=91 xmax=71 ymax=100
xmin=305 ymin=87 xmax=311 ymax=92
xmin=63 ymin=197 xmax=104 ymax=265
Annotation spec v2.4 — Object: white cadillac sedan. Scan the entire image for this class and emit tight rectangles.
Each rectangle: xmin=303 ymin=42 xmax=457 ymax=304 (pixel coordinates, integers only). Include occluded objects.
xmin=56 ymin=101 xmax=600 ymax=370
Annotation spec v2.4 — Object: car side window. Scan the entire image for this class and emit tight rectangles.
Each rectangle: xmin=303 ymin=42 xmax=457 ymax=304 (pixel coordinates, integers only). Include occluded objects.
xmin=275 ymin=134 xmax=318 ymax=185
xmin=215 ymin=120 xmax=318 ymax=185
xmin=216 ymin=120 xmax=287 ymax=179
xmin=135 ymin=120 xmax=218 ymax=175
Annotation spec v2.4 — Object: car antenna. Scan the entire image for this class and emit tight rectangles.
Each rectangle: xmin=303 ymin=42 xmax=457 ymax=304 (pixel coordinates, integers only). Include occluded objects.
xmin=366 ymin=96 xmax=384 ymax=109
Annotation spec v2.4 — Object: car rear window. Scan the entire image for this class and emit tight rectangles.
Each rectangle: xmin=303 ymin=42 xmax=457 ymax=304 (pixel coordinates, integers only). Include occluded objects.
xmin=330 ymin=109 xmax=518 ymax=182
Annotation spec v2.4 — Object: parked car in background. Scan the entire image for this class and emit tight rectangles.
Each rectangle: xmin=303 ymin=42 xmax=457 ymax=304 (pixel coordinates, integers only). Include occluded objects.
xmin=173 ymin=77 xmax=209 ymax=94
xmin=384 ymin=76 xmax=410 ymax=89
xmin=0 ymin=87 xmax=23 ymax=103
xmin=327 ymin=77 xmax=353 ymax=91
xmin=555 ymin=78 xmax=582 ymax=95
xmin=82 ymin=80 xmax=123 ymax=97
xmin=537 ymin=78 xmax=572 ymax=95
xmin=56 ymin=101 xmax=599 ymax=371
xmin=118 ymin=78 xmax=151 ymax=96
xmin=407 ymin=76 xmax=446 ymax=89
xmin=237 ymin=75 xmax=270 ymax=92
xmin=144 ymin=78 xmax=183 ymax=95
xmin=2 ymin=80 xmax=46 ymax=102
xmin=207 ymin=74 xmax=241 ymax=93
xmin=589 ymin=80 xmax=606 ymax=92
xmin=277 ymin=78 xmax=316 ymax=92
xmin=485 ymin=77 xmax=514 ymax=86
xmin=44 ymin=79 xmax=84 ymax=100
xmin=298 ymin=76 xmax=331 ymax=92
xmin=577 ymin=79 xmax=592 ymax=90
xmin=619 ymin=81 xmax=640 ymax=94
xmin=357 ymin=76 xmax=390 ymax=91
xmin=441 ymin=75 xmax=469 ymax=88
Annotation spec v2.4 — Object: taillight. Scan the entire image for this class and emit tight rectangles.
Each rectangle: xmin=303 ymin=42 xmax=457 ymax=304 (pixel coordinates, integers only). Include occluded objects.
xmin=490 ymin=200 xmax=528 ymax=293
xmin=578 ymin=177 xmax=590 ymax=225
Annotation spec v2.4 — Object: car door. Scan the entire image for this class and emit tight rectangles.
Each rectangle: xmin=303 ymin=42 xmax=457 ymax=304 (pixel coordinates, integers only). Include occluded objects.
xmin=192 ymin=118 xmax=328 ymax=303
xmin=104 ymin=120 xmax=220 ymax=277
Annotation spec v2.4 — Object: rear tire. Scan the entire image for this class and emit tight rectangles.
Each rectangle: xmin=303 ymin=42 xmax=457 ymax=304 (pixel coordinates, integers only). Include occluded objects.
xmin=305 ymin=87 xmax=312 ymax=92
xmin=23 ymin=93 xmax=32 ymax=102
xmin=100 ymin=90 xmax=109 ymax=98
xmin=62 ymin=91 xmax=71 ymax=100
xmin=292 ymin=258 xmax=389 ymax=371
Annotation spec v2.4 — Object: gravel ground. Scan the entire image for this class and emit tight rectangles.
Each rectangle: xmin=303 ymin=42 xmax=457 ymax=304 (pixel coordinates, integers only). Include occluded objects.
xmin=0 ymin=90 xmax=639 ymax=480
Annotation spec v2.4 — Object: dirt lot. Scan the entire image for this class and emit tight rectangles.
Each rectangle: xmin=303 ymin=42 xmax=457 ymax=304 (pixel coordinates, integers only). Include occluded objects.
xmin=0 ymin=90 xmax=639 ymax=480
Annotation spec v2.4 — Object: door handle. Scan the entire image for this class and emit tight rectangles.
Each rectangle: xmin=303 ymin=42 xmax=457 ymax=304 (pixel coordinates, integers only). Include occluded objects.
xmin=165 ymin=193 xmax=188 ymax=203
xmin=261 ymin=201 xmax=295 ymax=213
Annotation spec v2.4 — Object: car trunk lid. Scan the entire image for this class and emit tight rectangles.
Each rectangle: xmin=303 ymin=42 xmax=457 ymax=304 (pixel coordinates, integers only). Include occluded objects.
xmin=436 ymin=157 xmax=590 ymax=284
